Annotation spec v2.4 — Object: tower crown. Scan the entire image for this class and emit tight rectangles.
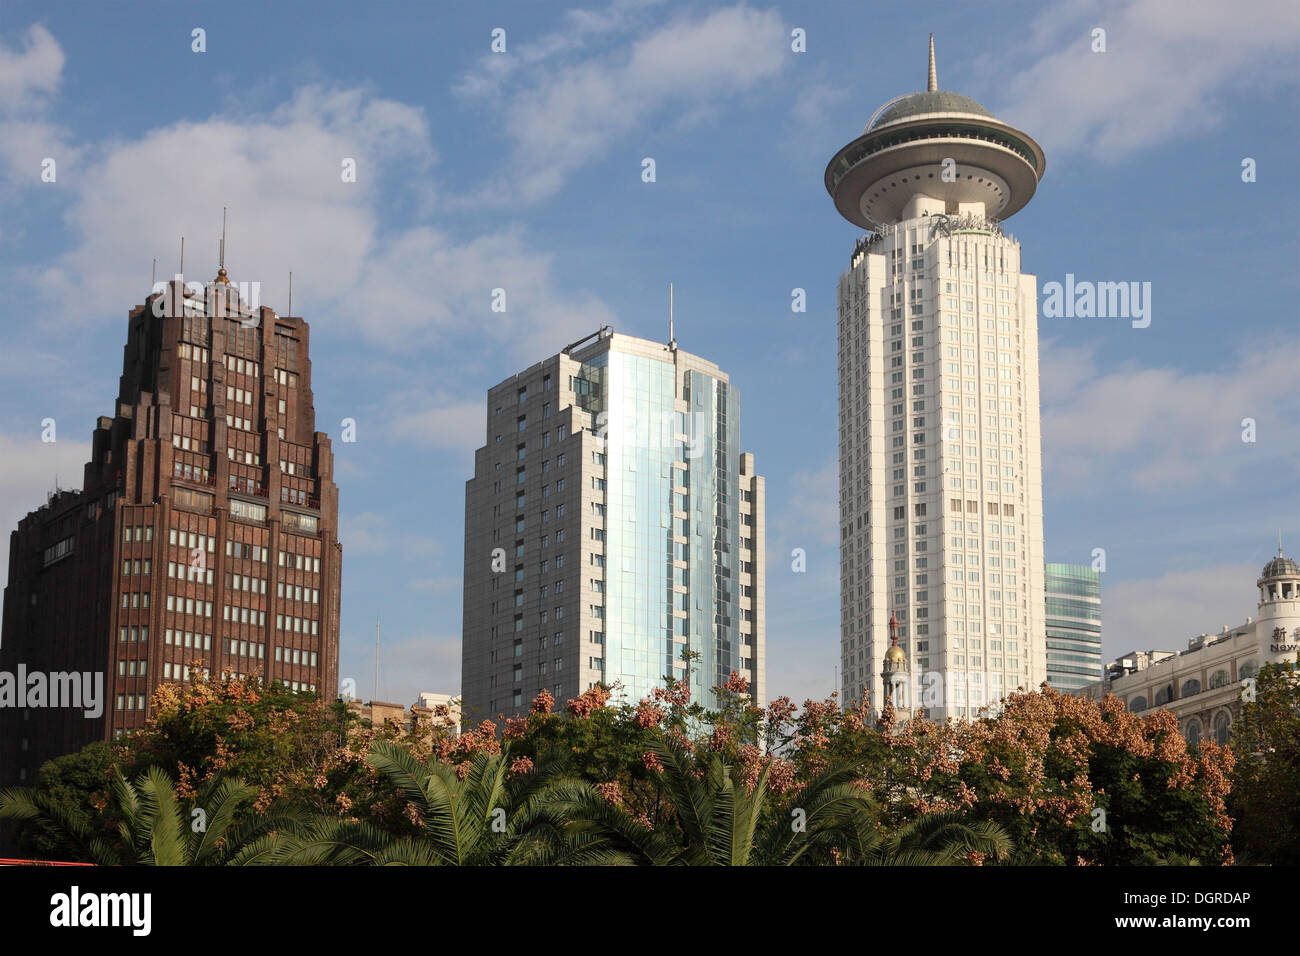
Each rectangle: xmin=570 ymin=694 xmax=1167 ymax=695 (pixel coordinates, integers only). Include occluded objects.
xmin=825 ymin=34 xmax=1046 ymax=229
xmin=1261 ymin=552 xmax=1300 ymax=580
xmin=883 ymin=612 xmax=907 ymax=668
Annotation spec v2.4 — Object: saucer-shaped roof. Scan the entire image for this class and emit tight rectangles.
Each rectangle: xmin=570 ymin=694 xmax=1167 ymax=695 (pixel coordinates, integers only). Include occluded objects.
xmin=867 ymin=90 xmax=993 ymax=132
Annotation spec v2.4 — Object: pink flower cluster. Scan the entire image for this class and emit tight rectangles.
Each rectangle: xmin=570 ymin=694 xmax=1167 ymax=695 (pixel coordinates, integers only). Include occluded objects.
xmin=567 ymin=685 xmax=612 ymax=718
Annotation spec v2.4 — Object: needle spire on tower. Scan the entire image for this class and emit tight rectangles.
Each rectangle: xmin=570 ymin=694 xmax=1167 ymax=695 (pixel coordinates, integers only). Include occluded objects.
xmin=927 ymin=33 xmax=938 ymax=91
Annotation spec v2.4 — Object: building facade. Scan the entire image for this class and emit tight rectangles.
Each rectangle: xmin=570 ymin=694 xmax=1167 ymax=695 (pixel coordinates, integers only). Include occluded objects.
xmin=1077 ymin=549 xmax=1300 ymax=745
xmin=825 ymin=37 xmax=1049 ymax=718
xmin=414 ymin=691 xmax=462 ymax=735
xmin=0 ymin=270 xmax=342 ymax=787
xmin=1044 ymin=562 xmax=1102 ymax=692
xmin=461 ymin=329 xmax=764 ymax=721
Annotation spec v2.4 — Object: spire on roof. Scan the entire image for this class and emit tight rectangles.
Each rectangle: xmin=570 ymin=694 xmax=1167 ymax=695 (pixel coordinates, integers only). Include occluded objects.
xmin=927 ymin=33 xmax=938 ymax=92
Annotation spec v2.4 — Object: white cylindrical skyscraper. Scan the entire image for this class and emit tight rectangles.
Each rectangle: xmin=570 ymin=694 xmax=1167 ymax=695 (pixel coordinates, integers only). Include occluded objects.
xmin=826 ymin=36 xmax=1048 ymax=720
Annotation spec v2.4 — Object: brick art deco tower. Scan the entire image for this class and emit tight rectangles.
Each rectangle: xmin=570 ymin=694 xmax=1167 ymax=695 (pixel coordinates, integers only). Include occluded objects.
xmin=0 ymin=266 xmax=342 ymax=787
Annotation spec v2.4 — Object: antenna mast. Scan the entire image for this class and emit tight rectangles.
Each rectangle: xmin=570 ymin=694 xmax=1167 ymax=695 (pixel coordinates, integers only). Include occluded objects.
xmin=668 ymin=282 xmax=677 ymax=350
xmin=374 ymin=615 xmax=380 ymax=703
xmin=219 ymin=206 xmax=227 ymax=269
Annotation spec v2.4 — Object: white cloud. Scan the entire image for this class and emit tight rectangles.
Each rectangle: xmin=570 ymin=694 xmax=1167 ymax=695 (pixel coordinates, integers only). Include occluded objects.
xmin=387 ymin=397 xmax=483 ymax=456
xmin=31 ymin=85 xmax=431 ymax=328
xmin=762 ymin=456 xmax=841 ymax=705
xmin=0 ymin=431 xmax=91 ymax=589
xmin=0 ymin=24 xmax=62 ymax=109
xmin=340 ymin=632 xmax=461 ymax=707
xmin=1101 ymin=562 xmax=1259 ymax=657
xmin=1040 ymin=336 xmax=1300 ymax=493
xmin=337 ymin=224 xmax=616 ymax=356
xmin=776 ymin=455 xmax=839 ymax=553
xmin=410 ymin=575 xmax=461 ymax=596
xmin=454 ymin=0 xmax=667 ymax=100
xmin=339 ymin=511 xmax=435 ymax=559
xmin=0 ymin=24 xmax=76 ymax=187
xmin=994 ymin=0 xmax=1300 ymax=159
xmin=780 ymin=80 xmax=849 ymax=167
xmin=457 ymin=5 xmax=788 ymax=205
xmin=6 ymin=67 xmax=618 ymax=362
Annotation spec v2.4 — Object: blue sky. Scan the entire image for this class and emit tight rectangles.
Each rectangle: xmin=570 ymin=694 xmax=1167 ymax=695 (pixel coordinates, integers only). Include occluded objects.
xmin=1 ymin=0 xmax=1296 ymax=707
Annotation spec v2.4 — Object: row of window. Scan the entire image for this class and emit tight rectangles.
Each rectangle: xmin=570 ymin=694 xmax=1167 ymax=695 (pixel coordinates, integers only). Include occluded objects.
xmin=176 ymin=461 xmax=210 ymax=482
xmin=277 ymin=583 xmax=319 ymax=603
xmin=229 ymin=541 xmax=268 ymax=562
xmin=224 ymin=606 xmax=267 ymax=625
xmin=228 ymin=573 xmax=266 ymax=594
xmin=173 ymin=434 xmax=210 ymax=453
xmin=165 ymin=629 xmax=211 ymax=649
xmin=124 ymin=524 xmax=155 ymax=544
xmin=496 ymin=658 xmax=567 ymax=684
xmin=276 ymin=647 xmax=318 ymax=667
xmin=495 ymin=426 xmax=567 ymax=446
xmin=171 ymin=529 xmax=216 ymax=551
xmin=168 ymin=562 xmax=213 ymax=583
xmin=166 ymin=595 xmax=213 ymax=617
xmin=280 ymin=551 xmax=321 ymax=572
xmin=494 ymin=687 xmax=566 ymax=712
xmin=278 ymin=615 xmax=319 ymax=635
xmin=224 ymin=354 xmax=260 ymax=377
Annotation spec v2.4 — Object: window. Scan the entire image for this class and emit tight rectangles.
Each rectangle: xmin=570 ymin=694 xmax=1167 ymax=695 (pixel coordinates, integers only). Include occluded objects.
xmin=1214 ymin=712 xmax=1231 ymax=746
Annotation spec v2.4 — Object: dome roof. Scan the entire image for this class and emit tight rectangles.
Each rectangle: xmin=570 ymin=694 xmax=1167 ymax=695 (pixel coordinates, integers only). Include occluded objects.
xmin=1262 ymin=554 xmax=1300 ymax=578
xmin=866 ymin=90 xmax=994 ymax=133
xmin=884 ymin=642 xmax=907 ymax=664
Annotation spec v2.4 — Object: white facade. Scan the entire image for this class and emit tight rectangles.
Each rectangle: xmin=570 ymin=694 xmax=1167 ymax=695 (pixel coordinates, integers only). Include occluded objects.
xmin=836 ymin=208 xmax=1047 ymax=718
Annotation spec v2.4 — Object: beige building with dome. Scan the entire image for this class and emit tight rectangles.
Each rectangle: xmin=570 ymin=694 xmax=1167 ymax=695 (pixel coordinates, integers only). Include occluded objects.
xmin=1076 ymin=548 xmax=1300 ymax=745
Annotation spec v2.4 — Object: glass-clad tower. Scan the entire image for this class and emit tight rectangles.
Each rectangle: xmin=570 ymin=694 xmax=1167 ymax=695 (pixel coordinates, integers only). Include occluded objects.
xmin=461 ymin=329 xmax=764 ymax=721
xmin=825 ymin=36 xmax=1049 ymax=719
xmin=1044 ymin=563 xmax=1102 ymax=692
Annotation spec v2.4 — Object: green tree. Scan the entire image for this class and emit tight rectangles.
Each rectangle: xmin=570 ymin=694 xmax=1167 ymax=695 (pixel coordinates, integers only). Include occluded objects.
xmin=1229 ymin=660 xmax=1300 ymax=864
xmin=639 ymin=739 xmax=879 ymax=865
xmin=844 ymin=811 xmax=1013 ymax=865
xmin=305 ymin=741 xmax=636 ymax=865
xmin=1 ymin=765 xmax=299 ymax=865
xmin=0 ymin=740 xmax=117 ymax=861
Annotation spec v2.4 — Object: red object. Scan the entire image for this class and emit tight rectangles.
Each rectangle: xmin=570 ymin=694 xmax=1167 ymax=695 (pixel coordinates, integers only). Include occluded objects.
xmin=0 ymin=858 xmax=96 ymax=866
